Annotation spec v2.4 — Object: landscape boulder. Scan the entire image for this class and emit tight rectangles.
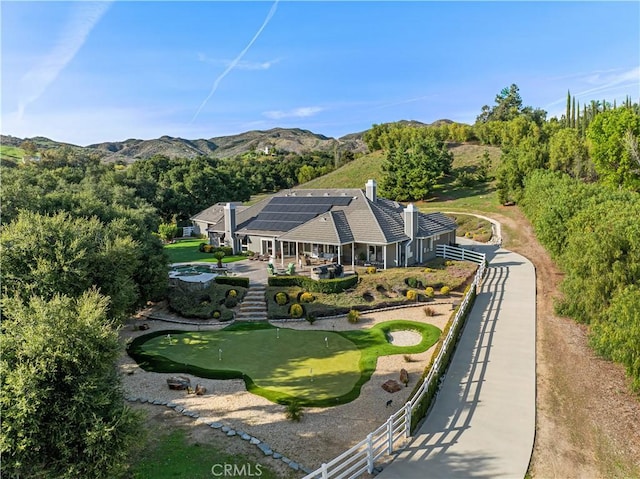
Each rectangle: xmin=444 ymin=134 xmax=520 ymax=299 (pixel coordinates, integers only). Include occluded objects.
xmin=166 ymin=376 xmax=191 ymax=390
xmin=381 ymin=379 xmax=402 ymax=393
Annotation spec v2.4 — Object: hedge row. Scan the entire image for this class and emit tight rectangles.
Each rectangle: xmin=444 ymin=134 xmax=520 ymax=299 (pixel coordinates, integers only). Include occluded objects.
xmin=215 ymin=276 xmax=250 ymax=288
xmin=409 ymin=286 xmax=477 ymax=432
xmin=267 ymin=273 xmax=358 ymax=293
xmin=198 ymin=244 xmax=234 ymax=255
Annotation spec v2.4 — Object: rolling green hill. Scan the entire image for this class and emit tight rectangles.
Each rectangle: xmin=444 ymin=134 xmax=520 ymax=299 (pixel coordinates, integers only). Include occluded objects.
xmin=298 ymin=143 xmax=501 ymax=190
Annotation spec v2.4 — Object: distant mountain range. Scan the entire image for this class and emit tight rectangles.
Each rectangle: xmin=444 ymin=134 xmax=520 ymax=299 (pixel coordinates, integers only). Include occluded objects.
xmin=1 ymin=119 xmax=451 ymax=163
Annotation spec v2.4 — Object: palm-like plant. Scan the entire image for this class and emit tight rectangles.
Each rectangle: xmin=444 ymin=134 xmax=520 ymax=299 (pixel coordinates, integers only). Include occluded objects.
xmin=285 ymin=400 xmax=304 ymax=422
xmin=213 ymin=251 xmax=225 ymax=268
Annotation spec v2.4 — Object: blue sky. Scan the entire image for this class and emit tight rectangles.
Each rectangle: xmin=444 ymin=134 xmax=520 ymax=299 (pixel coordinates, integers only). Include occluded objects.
xmin=2 ymin=1 xmax=639 ymax=146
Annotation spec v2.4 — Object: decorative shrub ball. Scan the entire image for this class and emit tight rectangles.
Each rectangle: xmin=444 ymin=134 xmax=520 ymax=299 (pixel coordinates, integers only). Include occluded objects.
xmin=424 ymin=287 xmax=435 ymax=298
xmin=212 ymin=311 xmax=221 ymax=319
xmin=300 ymin=292 xmax=314 ymax=303
xmin=366 ymin=266 xmax=377 ymax=275
xmin=440 ymin=286 xmax=451 ymax=295
xmin=406 ymin=290 xmax=418 ymax=301
xmin=228 ymin=289 xmax=237 ymax=298
xmin=290 ymin=303 xmax=304 ymax=318
xmin=347 ymin=309 xmax=360 ymax=323
xmin=275 ymin=292 xmax=289 ymax=306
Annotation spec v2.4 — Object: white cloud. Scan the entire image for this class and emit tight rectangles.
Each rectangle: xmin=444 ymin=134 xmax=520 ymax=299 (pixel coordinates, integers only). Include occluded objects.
xmin=263 ymin=106 xmax=324 ymax=120
xmin=545 ymin=66 xmax=640 ymax=110
xmin=17 ymin=2 xmax=112 ymax=119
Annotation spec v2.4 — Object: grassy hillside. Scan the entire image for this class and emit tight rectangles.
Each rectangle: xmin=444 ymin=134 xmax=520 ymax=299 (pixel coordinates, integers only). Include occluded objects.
xmin=0 ymin=145 xmax=25 ymax=166
xmin=298 ymin=150 xmax=385 ymax=189
xmin=298 ymin=143 xmax=501 ymax=191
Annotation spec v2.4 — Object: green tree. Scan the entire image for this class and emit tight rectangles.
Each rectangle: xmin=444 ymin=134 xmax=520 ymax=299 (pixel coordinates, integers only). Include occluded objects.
xmin=476 ymin=150 xmax=492 ymax=182
xmin=0 ymin=291 xmax=141 ymax=478
xmin=548 ymin=128 xmax=590 ymax=178
xmin=557 ymin=199 xmax=640 ymax=324
xmin=476 ymin=84 xmax=524 ymax=123
xmin=380 ymin=130 xmax=452 ymax=201
xmin=297 ymin=164 xmax=317 ymax=184
xmin=158 ymin=222 xmax=178 ymax=242
xmin=20 ymin=139 xmax=38 ymax=157
xmin=587 ymin=107 xmax=640 ymax=190
xmin=1 ymin=211 xmax=143 ymax=321
xmin=590 ymin=285 xmax=640 ymax=390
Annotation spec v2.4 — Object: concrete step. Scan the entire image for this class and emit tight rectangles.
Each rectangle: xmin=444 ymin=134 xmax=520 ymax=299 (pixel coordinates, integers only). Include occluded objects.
xmin=239 ymin=303 xmax=267 ymax=311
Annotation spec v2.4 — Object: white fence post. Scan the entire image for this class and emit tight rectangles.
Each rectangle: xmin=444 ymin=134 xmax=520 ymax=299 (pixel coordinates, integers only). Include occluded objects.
xmin=404 ymin=403 xmax=412 ymax=439
xmin=387 ymin=417 xmax=394 ymax=454
xmin=321 ymin=462 xmax=328 ymax=479
xmin=366 ymin=433 xmax=374 ymax=473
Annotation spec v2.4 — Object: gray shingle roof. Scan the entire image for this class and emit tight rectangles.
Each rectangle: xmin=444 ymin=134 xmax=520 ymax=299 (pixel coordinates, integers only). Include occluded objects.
xmin=193 ymin=187 xmax=456 ymax=245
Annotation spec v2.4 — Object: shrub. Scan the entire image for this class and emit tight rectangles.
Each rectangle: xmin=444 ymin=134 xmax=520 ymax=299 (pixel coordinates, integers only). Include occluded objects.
xmin=220 ymin=310 xmax=234 ymax=322
xmin=366 ymin=266 xmax=377 ymax=274
xmin=212 ymin=246 xmax=233 ymax=256
xmin=299 ymin=292 xmax=315 ymax=303
xmin=285 ymin=400 xmax=303 ymax=422
xmin=275 ymin=292 xmax=289 ymax=306
xmin=224 ymin=296 xmax=238 ymax=308
xmin=203 ymin=245 xmax=214 ymax=253
xmin=290 ymin=303 xmax=304 ymax=318
xmin=228 ymin=289 xmax=237 ymax=298
xmin=423 ymin=306 xmax=436 ymax=317
xmin=404 ymin=354 xmax=415 ymax=363
xmin=440 ymin=286 xmax=451 ymax=295
xmin=444 ymin=260 xmax=454 ymax=267
xmin=199 ymin=242 xmax=207 ymax=252
xmin=424 ymin=287 xmax=435 ymax=298
xmin=212 ymin=310 xmax=221 ymax=319
xmin=423 ymin=267 xmax=436 ymax=273
xmin=305 ymin=313 xmax=317 ymax=324
xmin=347 ymin=309 xmax=360 ymax=323
xmin=267 ymin=274 xmax=358 ymax=294
xmin=406 ymin=290 xmax=418 ymax=301
xmin=215 ymin=276 xmax=250 ymax=288
xmin=406 ymin=277 xmax=419 ymax=288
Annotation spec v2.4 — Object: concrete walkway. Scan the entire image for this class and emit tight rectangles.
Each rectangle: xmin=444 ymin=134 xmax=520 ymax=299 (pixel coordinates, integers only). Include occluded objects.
xmin=378 ymin=247 xmax=536 ymax=479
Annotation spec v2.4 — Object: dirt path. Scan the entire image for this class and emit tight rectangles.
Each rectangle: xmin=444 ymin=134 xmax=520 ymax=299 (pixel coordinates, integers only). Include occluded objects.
xmin=489 ymin=207 xmax=640 ymax=478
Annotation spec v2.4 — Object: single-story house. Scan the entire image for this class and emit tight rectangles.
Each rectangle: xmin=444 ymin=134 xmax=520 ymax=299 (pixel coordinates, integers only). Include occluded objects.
xmin=190 ymin=180 xmax=457 ymax=269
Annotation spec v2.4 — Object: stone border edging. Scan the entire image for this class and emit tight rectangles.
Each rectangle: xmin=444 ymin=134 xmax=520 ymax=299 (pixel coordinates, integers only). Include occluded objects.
xmin=124 ymin=395 xmax=312 ymax=475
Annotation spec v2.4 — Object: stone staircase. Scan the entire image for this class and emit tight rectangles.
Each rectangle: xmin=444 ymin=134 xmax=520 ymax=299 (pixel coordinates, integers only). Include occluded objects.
xmin=235 ymin=285 xmax=268 ymax=321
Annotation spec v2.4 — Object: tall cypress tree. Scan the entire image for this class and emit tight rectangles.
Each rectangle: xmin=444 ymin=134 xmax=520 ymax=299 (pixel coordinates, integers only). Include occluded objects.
xmin=572 ymin=97 xmax=577 ymax=128
xmin=566 ymin=90 xmax=572 ymax=127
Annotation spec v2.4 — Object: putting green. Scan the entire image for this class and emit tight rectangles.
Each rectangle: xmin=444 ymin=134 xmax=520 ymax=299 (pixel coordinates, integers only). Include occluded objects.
xmin=128 ymin=321 xmax=440 ymax=406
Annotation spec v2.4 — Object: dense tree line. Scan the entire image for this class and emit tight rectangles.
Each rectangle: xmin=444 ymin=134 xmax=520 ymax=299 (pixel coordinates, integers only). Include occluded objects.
xmin=0 ymin=154 xmax=167 ymax=477
xmin=521 ymin=170 xmax=640 ymax=390
xmin=218 ymin=150 xmax=335 ymax=196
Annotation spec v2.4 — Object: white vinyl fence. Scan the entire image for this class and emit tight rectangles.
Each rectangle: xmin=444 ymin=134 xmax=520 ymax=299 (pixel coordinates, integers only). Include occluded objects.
xmin=302 ymin=246 xmax=486 ymax=479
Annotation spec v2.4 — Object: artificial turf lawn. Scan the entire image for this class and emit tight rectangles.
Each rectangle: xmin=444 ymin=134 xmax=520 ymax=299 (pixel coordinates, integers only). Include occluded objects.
xmin=128 ymin=321 xmax=441 ymax=407
xmin=164 ymin=239 xmax=247 ymax=264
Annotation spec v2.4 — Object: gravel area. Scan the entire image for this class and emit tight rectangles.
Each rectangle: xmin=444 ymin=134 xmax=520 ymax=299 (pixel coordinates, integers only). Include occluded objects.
xmin=119 ymin=301 xmax=454 ymax=470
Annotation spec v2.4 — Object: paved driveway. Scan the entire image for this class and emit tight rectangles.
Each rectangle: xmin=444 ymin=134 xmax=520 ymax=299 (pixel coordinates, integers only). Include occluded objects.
xmin=378 ymin=248 xmax=536 ymax=479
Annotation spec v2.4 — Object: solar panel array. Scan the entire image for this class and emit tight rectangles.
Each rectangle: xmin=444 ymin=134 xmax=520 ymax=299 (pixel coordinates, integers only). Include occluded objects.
xmin=249 ymin=196 xmax=353 ymax=232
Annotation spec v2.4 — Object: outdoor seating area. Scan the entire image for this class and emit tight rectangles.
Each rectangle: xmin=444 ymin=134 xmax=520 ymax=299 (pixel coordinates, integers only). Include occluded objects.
xmin=310 ymin=263 xmax=344 ymax=280
xmin=267 ymin=262 xmax=296 ymax=276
